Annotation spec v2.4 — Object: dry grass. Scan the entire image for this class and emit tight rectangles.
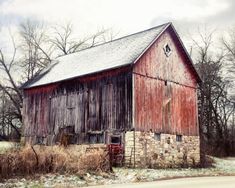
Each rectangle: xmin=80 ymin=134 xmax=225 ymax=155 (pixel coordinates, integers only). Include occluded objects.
xmin=0 ymin=145 xmax=111 ymax=179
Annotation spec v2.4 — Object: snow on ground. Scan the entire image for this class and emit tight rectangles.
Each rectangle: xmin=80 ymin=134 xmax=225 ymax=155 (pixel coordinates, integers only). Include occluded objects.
xmin=1 ymin=157 xmax=235 ymax=188
xmin=0 ymin=141 xmax=15 ymax=153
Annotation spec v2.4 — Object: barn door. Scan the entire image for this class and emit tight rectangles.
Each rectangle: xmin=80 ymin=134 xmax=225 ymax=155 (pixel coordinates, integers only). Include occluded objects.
xmin=87 ymin=85 xmax=100 ymax=131
xmin=163 ymin=81 xmax=172 ymax=132
xmin=65 ymin=93 xmax=76 ymax=127
xmin=74 ymin=91 xmax=85 ymax=133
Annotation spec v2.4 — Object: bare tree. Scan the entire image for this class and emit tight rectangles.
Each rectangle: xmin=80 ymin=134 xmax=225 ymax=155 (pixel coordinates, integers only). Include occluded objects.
xmin=51 ymin=23 xmax=119 ymax=56
xmin=100 ymin=28 xmax=119 ymax=43
xmin=193 ymin=29 xmax=235 ymax=156
xmin=51 ymin=23 xmax=89 ymax=55
xmin=0 ymin=33 xmax=22 ymax=139
xmin=89 ymin=28 xmax=119 ymax=47
xmin=0 ymin=89 xmax=21 ymax=139
xmin=0 ymin=20 xmax=119 ymax=141
xmin=0 ymin=20 xmax=52 ymax=140
xmin=19 ymin=20 xmax=52 ymax=81
xmin=222 ymin=27 xmax=235 ymax=73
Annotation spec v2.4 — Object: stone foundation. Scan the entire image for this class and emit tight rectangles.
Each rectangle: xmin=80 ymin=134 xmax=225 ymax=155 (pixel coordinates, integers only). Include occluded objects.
xmin=125 ymin=131 xmax=200 ymax=168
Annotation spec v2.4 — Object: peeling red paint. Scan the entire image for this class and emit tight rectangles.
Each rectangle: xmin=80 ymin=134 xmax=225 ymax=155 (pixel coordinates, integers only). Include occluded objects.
xmin=133 ymin=28 xmax=199 ymax=136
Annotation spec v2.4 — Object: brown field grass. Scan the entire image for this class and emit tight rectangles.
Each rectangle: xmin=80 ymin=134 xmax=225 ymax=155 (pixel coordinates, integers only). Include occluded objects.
xmin=0 ymin=144 xmax=111 ymax=179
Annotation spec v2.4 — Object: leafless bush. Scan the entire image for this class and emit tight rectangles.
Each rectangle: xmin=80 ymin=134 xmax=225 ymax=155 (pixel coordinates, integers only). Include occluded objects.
xmin=0 ymin=145 xmax=111 ymax=180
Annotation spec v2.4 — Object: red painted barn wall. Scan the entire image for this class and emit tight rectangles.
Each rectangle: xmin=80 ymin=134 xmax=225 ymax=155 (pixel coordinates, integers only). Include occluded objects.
xmin=133 ymin=28 xmax=199 ymax=136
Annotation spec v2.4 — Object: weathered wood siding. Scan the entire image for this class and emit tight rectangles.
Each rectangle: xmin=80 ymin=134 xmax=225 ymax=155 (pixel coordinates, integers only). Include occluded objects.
xmin=22 ymin=25 xmax=200 ymax=145
xmin=133 ymin=27 xmax=199 ymax=136
xmin=23 ymin=68 xmax=132 ymax=144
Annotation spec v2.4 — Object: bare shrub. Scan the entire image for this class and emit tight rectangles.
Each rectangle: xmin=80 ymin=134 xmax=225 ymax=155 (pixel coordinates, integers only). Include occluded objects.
xmin=0 ymin=145 xmax=111 ymax=180
xmin=79 ymin=149 xmax=110 ymax=173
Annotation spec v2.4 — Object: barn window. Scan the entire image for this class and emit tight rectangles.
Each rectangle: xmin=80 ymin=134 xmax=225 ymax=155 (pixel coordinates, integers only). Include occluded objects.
xmin=164 ymin=80 xmax=167 ymax=86
xmin=36 ymin=136 xmax=44 ymax=145
xmin=163 ymin=43 xmax=172 ymax=57
xmin=88 ymin=133 xmax=104 ymax=144
xmin=111 ymin=135 xmax=121 ymax=144
xmin=57 ymin=126 xmax=76 ymax=146
xmin=154 ymin=133 xmax=161 ymax=141
xmin=176 ymin=135 xmax=182 ymax=142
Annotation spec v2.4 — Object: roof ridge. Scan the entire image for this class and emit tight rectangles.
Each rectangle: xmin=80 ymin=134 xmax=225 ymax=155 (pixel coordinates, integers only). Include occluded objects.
xmin=57 ymin=22 xmax=171 ymax=59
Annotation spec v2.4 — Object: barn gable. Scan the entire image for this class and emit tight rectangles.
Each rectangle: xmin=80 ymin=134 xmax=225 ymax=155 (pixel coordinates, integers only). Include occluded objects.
xmin=133 ymin=25 xmax=199 ymax=136
xmin=133 ymin=25 xmax=199 ymax=87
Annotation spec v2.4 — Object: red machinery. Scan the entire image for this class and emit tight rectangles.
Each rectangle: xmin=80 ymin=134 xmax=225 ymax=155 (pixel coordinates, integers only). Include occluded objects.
xmin=108 ymin=136 xmax=124 ymax=166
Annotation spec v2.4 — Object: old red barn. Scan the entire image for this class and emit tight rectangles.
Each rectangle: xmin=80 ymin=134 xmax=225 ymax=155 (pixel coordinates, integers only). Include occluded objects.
xmin=22 ymin=23 xmax=201 ymax=167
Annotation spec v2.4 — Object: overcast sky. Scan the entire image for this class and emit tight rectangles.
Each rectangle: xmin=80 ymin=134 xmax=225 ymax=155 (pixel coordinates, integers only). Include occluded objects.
xmin=0 ymin=0 xmax=234 ymax=93
xmin=0 ymin=0 xmax=235 ymax=67
xmin=0 ymin=0 xmax=234 ymax=39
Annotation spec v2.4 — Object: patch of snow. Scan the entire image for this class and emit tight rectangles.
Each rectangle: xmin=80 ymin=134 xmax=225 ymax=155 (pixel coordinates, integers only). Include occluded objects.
xmin=0 ymin=141 xmax=15 ymax=153
xmin=1 ymin=157 xmax=235 ymax=187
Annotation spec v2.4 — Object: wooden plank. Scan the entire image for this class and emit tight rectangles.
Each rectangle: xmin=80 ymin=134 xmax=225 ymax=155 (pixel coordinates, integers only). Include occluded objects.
xmin=133 ymin=28 xmax=198 ymax=136
xmin=23 ymin=69 xmax=133 ymax=144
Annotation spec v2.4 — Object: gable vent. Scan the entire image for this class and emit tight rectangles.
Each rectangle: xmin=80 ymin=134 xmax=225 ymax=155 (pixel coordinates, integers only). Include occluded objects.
xmin=163 ymin=43 xmax=172 ymax=57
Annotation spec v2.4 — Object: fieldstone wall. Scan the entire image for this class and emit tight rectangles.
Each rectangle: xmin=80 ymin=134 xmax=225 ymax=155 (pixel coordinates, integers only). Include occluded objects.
xmin=125 ymin=131 xmax=200 ymax=168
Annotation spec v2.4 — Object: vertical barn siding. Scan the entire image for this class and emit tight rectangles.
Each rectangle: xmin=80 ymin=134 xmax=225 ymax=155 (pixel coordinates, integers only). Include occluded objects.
xmin=23 ymin=68 xmax=132 ymax=144
xmin=133 ymin=28 xmax=199 ymax=136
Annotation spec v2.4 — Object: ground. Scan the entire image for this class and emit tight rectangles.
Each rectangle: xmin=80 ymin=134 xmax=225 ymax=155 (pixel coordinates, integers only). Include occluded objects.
xmin=0 ymin=141 xmax=14 ymax=154
xmin=84 ymin=176 xmax=235 ymax=188
xmin=0 ymin=157 xmax=235 ymax=188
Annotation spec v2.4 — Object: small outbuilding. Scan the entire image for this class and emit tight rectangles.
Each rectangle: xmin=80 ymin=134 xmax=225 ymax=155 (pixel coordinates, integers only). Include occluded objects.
xmin=22 ymin=23 xmax=201 ymax=167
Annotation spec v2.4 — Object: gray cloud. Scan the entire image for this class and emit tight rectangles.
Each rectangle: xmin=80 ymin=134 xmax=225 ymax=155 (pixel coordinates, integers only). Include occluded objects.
xmin=0 ymin=13 xmax=25 ymax=26
xmin=0 ymin=0 xmax=10 ymax=5
xmin=150 ymin=0 xmax=235 ymax=33
xmin=205 ymin=0 xmax=235 ymax=26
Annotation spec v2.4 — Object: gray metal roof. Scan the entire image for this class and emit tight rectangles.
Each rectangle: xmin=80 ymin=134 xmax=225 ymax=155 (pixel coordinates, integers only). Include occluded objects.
xmin=23 ymin=23 xmax=169 ymax=88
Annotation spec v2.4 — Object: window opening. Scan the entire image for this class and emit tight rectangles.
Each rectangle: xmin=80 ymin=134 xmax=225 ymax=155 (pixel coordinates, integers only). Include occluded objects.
xmin=111 ymin=136 xmax=121 ymax=144
xmin=176 ymin=135 xmax=182 ymax=142
xmin=163 ymin=43 xmax=172 ymax=57
xmin=88 ymin=133 xmax=104 ymax=144
xmin=154 ymin=133 xmax=161 ymax=141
